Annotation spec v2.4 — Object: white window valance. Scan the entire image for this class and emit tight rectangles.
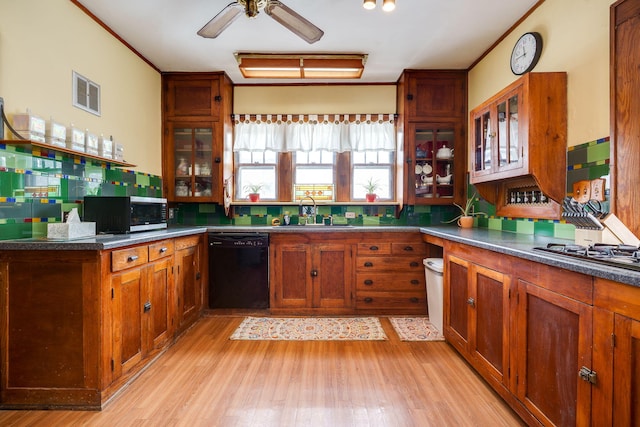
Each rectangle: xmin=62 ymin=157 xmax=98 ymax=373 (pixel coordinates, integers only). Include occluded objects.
xmin=233 ymin=114 xmax=396 ymax=152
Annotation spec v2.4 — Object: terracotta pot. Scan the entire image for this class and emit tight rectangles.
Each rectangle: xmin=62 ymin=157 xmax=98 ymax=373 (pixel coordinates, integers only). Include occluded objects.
xmin=457 ymin=216 xmax=474 ymax=228
xmin=365 ymin=193 xmax=377 ymax=202
xmin=248 ymin=193 xmax=260 ymax=202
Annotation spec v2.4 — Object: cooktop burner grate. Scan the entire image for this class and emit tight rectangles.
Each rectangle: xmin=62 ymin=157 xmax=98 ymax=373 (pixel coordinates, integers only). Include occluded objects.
xmin=534 ymin=243 xmax=640 ymax=272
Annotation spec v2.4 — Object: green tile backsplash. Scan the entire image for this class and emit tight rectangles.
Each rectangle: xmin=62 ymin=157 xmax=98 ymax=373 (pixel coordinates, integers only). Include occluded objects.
xmin=1 ymin=136 xmax=611 ymax=241
xmin=0 ymin=143 xmax=162 ymax=240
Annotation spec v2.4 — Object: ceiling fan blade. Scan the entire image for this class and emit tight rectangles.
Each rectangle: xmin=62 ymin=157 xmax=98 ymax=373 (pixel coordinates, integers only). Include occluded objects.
xmin=197 ymin=2 xmax=244 ymax=39
xmin=264 ymin=1 xmax=324 ymax=44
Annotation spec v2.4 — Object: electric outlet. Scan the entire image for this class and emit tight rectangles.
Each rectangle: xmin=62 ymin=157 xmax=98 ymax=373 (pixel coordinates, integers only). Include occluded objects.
xmin=345 ymin=211 xmax=356 ymax=219
xmin=168 ymin=208 xmax=175 ymax=219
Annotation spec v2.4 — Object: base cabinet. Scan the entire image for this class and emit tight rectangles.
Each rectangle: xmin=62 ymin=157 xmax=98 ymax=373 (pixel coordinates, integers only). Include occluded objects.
xmin=270 ymin=234 xmax=353 ymax=314
xmin=444 ymin=241 xmax=596 ymax=426
xmin=0 ymin=232 xmax=204 ymax=409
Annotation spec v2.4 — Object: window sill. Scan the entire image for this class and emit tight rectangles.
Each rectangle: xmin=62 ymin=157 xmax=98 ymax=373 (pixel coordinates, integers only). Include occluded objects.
xmin=231 ymin=201 xmax=401 ymax=206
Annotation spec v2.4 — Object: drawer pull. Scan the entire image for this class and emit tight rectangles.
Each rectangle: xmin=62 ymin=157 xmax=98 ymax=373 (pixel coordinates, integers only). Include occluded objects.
xmin=410 ymin=279 xmax=419 ymax=285
xmin=410 ymin=297 xmax=419 ymax=303
xmin=160 ymin=247 xmax=168 ymax=253
xmin=364 ymin=279 xmax=373 ymax=285
xmin=403 ymin=246 xmax=414 ymax=251
xmin=127 ymin=255 xmax=139 ymax=262
xmin=364 ymin=297 xmax=373 ymax=303
xmin=364 ymin=262 xmax=374 ymax=267
xmin=409 ymin=261 xmax=419 ymax=267
xmin=369 ymin=245 xmax=379 ymax=251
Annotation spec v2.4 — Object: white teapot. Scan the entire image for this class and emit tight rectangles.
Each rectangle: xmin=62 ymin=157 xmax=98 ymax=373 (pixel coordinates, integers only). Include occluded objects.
xmin=436 ymin=145 xmax=454 ymax=159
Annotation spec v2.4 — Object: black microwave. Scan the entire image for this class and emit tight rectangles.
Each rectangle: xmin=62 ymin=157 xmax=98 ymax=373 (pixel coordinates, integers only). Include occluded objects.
xmin=83 ymin=196 xmax=168 ymax=234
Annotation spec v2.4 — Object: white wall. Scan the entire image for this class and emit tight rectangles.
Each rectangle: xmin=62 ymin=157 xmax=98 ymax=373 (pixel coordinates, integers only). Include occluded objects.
xmin=469 ymin=0 xmax=615 ymax=147
xmin=0 ymin=0 xmax=162 ymax=175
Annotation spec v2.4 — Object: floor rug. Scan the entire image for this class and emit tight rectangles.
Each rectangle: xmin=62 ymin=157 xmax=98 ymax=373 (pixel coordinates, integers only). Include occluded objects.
xmin=229 ymin=316 xmax=387 ymax=341
xmin=389 ymin=317 xmax=445 ymax=341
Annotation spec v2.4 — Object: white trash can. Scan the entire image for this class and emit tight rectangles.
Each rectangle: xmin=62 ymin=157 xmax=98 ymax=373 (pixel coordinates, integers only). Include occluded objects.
xmin=423 ymin=258 xmax=444 ymax=334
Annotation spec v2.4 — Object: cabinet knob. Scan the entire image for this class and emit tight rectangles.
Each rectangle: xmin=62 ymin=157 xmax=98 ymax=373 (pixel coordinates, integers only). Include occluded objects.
xmin=364 ymin=262 xmax=374 ymax=267
xmin=214 ymin=95 xmax=222 ymax=102
xmin=407 ymin=94 xmax=414 ymax=101
xmin=364 ymin=279 xmax=373 ymax=285
xmin=215 ymin=157 xmax=221 ymax=163
xmin=467 ymin=297 xmax=475 ymax=307
xmin=143 ymin=301 xmax=152 ymax=312
xmin=310 ymin=270 xmax=318 ymax=277
xmin=410 ymin=279 xmax=419 ymax=285
xmin=409 ymin=297 xmax=419 ymax=304
xmin=364 ymin=297 xmax=373 ymax=303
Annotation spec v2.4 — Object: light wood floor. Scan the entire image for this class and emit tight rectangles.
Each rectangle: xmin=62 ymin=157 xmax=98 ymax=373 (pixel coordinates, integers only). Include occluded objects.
xmin=0 ymin=316 xmax=525 ymax=427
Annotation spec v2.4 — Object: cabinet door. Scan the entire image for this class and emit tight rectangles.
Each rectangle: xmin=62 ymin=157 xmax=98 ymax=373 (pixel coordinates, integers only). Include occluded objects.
xmin=147 ymin=257 xmax=174 ymax=350
xmin=175 ymin=244 xmax=200 ymax=330
xmin=312 ymin=243 xmax=352 ymax=309
xmin=166 ymin=123 xmax=220 ymax=203
xmin=444 ymin=254 xmax=470 ymax=353
xmin=406 ymin=72 xmax=466 ymax=119
xmin=469 ymin=264 xmax=510 ymax=387
xmin=164 ymin=77 xmax=220 ymax=119
xmin=471 ymin=106 xmax=494 ymax=179
xmin=516 ymin=280 xmax=593 ymax=427
xmin=613 ymin=314 xmax=640 ymax=427
xmin=112 ymin=267 xmax=145 ymax=378
xmin=495 ymin=92 xmax=523 ymax=173
xmin=270 ymin=243 xmax=313 ymax=309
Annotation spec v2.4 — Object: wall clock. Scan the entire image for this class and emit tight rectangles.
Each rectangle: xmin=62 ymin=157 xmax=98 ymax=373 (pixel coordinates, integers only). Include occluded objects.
xmin=510 ymin=32 xmax=543 ymax=75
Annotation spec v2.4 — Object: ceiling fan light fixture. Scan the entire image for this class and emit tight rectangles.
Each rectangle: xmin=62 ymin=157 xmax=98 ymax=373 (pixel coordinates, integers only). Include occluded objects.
xmin=363 ymin=0 xmax=376 ymax=10
xmin=264 ymin=1 xmax=324 ymax=44
xmin=236 ymin=53 xmax=367 ymax=79
xmin=382 ymin=0 xmax=396 ymax=12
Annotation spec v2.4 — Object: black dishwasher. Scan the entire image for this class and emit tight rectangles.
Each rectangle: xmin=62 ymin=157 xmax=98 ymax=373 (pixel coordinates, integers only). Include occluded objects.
xmin=208 ymin=233 xmax=269 ymax=309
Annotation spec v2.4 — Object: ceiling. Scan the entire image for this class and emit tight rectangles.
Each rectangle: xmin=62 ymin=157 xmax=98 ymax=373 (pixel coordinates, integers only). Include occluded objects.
xmin=75 ymin=0 xmax=539 ymax=84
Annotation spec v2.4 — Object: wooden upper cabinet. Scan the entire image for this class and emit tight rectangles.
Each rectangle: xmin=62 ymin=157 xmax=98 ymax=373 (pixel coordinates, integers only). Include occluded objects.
xmin=163 ymin=74 xmax=221 ymax=120
xmin=400 ymin=70 xmax=467 ymax=119
xmin=611 ymin=0 xmax=640 ymax=238
xmin=470 ymin=72 xmax=567 ymax=219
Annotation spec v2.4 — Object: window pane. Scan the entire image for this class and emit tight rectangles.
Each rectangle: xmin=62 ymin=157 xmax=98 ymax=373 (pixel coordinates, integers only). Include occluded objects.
xmin=296 ymin=166 xmax=333 ymax=184
xmin=236 ymin=166 xmax=276 ymax=199
xmin=353 ymin=167 xmax=392 ymax=199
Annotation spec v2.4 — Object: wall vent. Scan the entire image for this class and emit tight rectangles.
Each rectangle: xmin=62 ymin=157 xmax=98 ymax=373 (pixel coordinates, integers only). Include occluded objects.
xmin=72 ymin=71 xmax=101 ymax=116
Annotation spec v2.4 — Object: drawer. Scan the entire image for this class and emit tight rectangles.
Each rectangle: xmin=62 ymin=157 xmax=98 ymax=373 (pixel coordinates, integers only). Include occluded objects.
xmin=112 ymin=246 xmax=148 ymax=272
xmin=355 ymin=291 xmax=427 ymax=310
xmin=175 ymin=235 xmax=200 ymax=251
xmin=357 ymin=242 xmax=391 ymax=255
xmin=356 ymin=273 xmax=425 ymax=292
xmin=391 ymin=242 xmax=427 ymax=256
xmin=356 ymin=256 xmax=424 ymax=272
xmin=149 ymin=239 xmax=175 ymax=261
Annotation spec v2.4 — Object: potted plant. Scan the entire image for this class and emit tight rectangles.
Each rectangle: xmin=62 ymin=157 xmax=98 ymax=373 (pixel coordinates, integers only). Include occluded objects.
xmin=243 ymin=183 xmax=264 ymax=202
xmin=445 ymin=192 xmax=485 ymax=228
xmin=363 ymin=177 xmax=379 ymax=202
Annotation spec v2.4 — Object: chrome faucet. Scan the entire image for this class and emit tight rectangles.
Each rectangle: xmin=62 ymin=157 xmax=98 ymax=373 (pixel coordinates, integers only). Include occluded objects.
xmin=299 ymin=195 xmax=316 ymax=225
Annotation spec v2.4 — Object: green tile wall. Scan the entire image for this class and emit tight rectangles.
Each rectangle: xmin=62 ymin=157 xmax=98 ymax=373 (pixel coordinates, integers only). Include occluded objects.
xmin=0 ymin=143 xmax=162 ymax=240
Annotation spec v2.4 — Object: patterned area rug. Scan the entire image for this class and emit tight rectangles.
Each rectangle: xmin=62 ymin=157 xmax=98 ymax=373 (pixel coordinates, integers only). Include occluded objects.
xmin=389 ymin=317 xmax=445 ymax=341
xmin=229 ymin=316 xmax=387 ymax=341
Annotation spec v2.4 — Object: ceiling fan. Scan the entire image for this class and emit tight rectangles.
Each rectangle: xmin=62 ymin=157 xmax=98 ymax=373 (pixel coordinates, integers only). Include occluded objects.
xmin=197 ymin=0 xmax=324 ymax=44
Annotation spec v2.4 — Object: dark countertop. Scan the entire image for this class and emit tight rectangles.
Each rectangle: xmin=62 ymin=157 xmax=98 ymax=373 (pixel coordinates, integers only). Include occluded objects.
xmin=0 ymin=227 xmax=208 ymax=251
xmin=420 ymin=226 xmax=640 ymax=288
xmin=0 ymin=225 xmax=420 ymax=251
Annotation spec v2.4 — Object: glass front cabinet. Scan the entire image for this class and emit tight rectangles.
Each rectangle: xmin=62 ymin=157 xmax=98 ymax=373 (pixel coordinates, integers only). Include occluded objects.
xmin=406 ymin=122 xmax=465 ymax=205
xmin=471 ymin=87 xmax=524 ymax=182
xmin=165 ymin=122 xmax=221 ymax=202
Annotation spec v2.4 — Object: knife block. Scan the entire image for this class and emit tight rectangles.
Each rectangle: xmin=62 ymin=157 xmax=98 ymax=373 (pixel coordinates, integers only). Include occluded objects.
xmin=574 ymin=228 xmax=622 ymax=246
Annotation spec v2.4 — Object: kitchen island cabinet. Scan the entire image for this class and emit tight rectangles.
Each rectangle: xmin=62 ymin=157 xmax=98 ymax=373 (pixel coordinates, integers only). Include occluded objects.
xmin=0 ymin=230 xmax=205 ymax=409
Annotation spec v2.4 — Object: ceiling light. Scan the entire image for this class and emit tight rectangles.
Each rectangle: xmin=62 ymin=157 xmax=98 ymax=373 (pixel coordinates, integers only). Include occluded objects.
xmin=382 ymin=0 xmax=396 ymax=12
xmin=235 ymin=53 xmax=367 ymax=79
xmin=264 ymin=1 xmax=324 ymax=44
xmin=363 ymin=0 xmax=376 ymax=10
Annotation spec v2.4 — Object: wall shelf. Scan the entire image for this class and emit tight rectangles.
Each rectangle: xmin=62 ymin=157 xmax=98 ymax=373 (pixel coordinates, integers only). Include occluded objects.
xmin=0 ymin=139 xmax=136 ymax=168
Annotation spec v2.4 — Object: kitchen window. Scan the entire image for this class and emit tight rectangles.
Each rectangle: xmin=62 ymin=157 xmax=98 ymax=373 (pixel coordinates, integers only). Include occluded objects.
xmin=233 ymin=114 xmax=396 ymax=202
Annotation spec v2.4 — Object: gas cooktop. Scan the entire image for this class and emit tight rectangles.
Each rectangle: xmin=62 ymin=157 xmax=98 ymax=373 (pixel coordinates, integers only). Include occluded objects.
xmin=534 ymin=243 xmax=640 ymax=272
